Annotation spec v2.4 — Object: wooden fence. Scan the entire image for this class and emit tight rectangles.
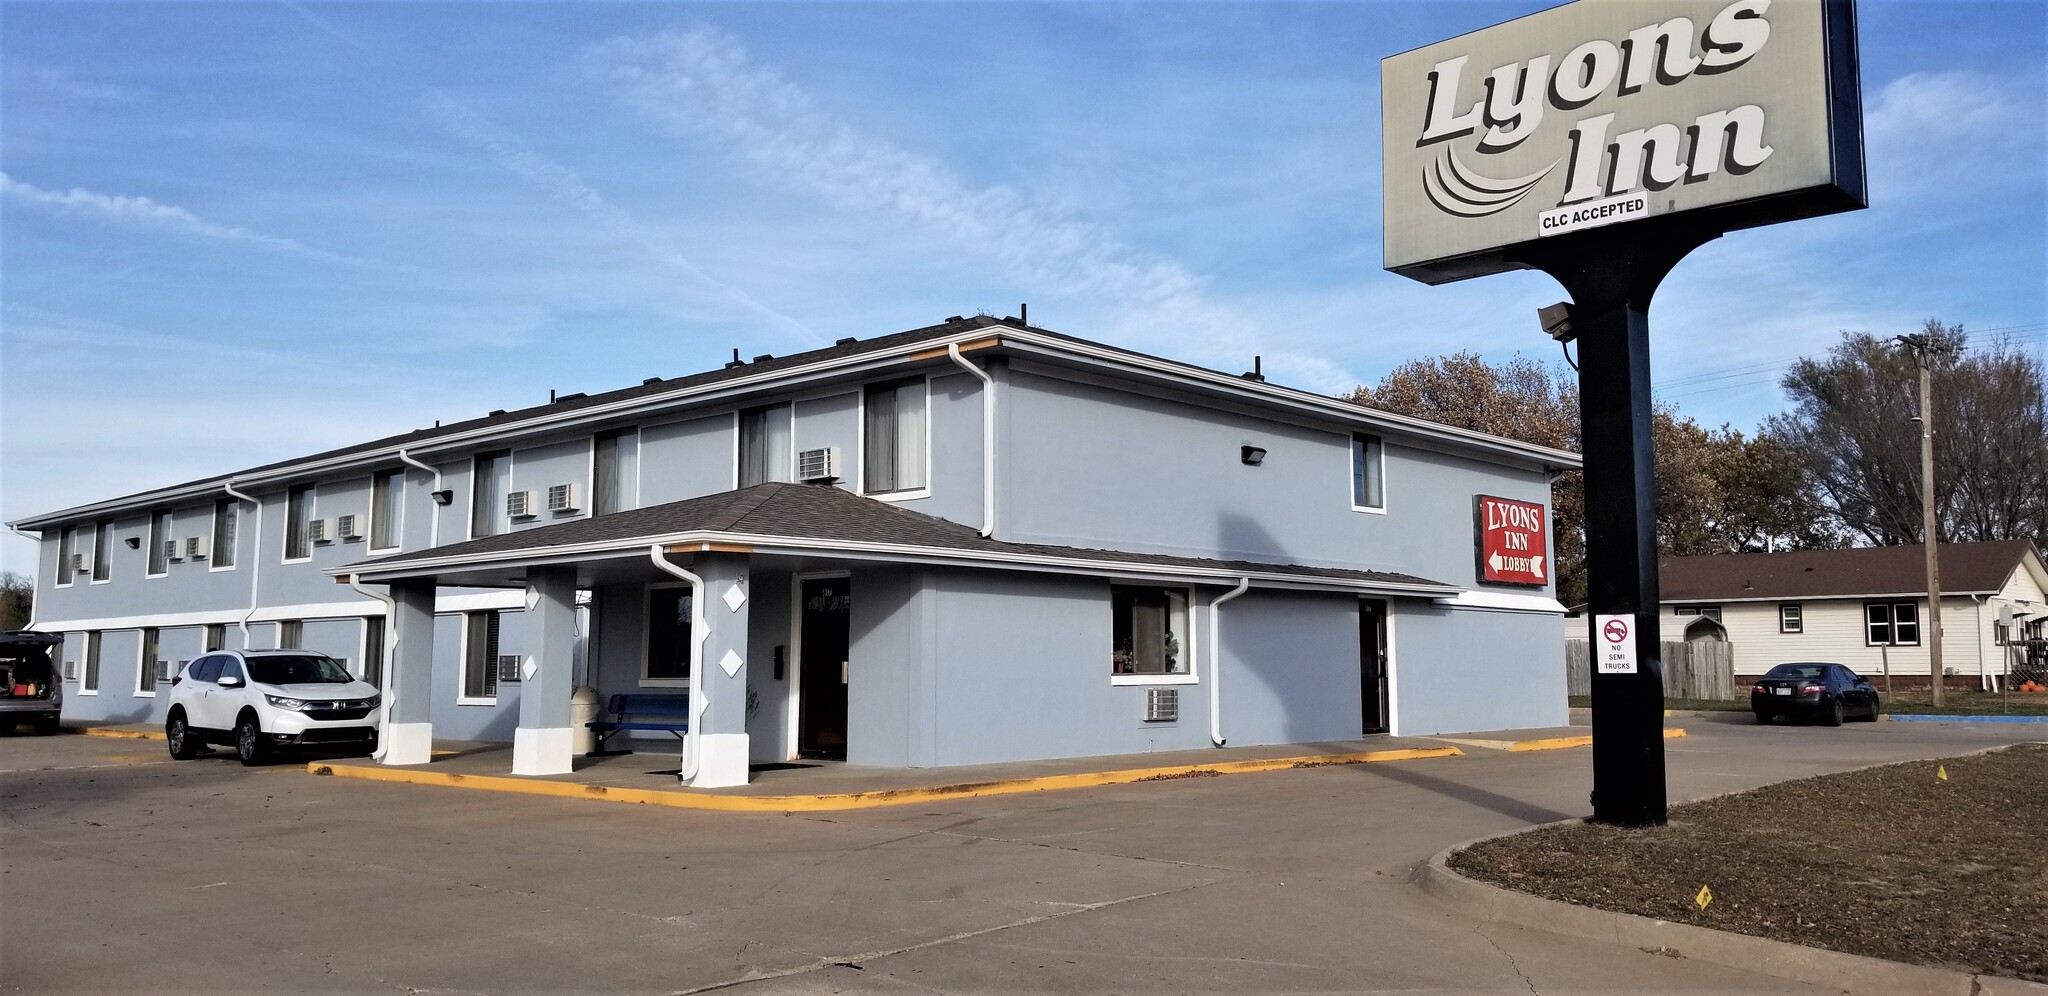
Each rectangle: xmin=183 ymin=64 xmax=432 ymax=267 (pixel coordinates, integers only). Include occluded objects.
xmin=1565 ymin=639 xmax=1738 ymax=700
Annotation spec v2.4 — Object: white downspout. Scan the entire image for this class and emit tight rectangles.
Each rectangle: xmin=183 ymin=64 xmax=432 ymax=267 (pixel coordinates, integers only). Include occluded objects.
xmin=397 ymin=449 xmax=442 ymax=548
xmin=648 ymin=545 xmax=710 ymax=784
xmin=346 ymin=574 xmax=398 ymax=762
xmin=1972 ymin=594 xmax=1988 ymax=691
xmin=1209 ymin=577 xmax=1251 ymax=747
xmin=946 ymin=343 xmax=997 ymax=538
xmin=6 ymin=525 xmax=39 ymax=630
xmin=223 ymin=482 xmax=261 ymax=645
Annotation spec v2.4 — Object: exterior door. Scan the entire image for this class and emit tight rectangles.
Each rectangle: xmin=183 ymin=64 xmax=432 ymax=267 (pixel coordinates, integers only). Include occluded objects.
xmin=1360 ymin=600 xmax=1389 ymax=735
xmin=797 ymin=578 xmax=851 ymax=759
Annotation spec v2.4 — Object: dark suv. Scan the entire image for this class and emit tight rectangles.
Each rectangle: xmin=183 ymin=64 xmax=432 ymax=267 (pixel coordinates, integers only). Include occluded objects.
xmin=0 ymin=632 xmax=64 ymax=735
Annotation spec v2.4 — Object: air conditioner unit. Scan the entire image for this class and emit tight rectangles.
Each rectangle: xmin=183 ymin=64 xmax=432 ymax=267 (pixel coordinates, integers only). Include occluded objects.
xmin=307 ymin=518 xmax=332 ymax=544
xmin=506 ymin=490 xmax=536 ymax=519
xmin=155 ymin=660 xmax=174 ymax=683
xmin=71 ymin=553 xmax=88 ymax=573
xmin=546 ymin=483 xmax=578 ymax=513
xmin=187 ymin=537 xmax=208 ymax=560
xmin=1144 ymin=688 xmax=1180 ymax=723
xmin=497 ymin=654 xmax=524 ymax=683
xmin=63 ymin=661 xmax=77 ymax=681
xmin=165 ymin=540 xmax=183 ymax=563
xmin=336 ymin=514 xmax=363 ymax=541
xmin=797 ymin=447 xmax=839 ymax=482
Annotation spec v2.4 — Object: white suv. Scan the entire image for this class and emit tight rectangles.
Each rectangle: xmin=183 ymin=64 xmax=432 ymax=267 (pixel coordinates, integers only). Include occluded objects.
xmin=165 ymin=650 xmax=379 ymax=765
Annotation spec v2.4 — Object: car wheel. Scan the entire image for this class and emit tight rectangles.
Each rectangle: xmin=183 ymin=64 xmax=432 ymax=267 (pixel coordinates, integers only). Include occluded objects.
xmin=166 ymin=711 xmax=202 ymax=760
xmin=33 ymin=713 xmax=61 ymax=735
xmin=0 ymin=719 xmax=14 ymax=736
xmin=1753 ymin=710 xmax=1772 ymax=724
xmin=1823 ymin=697 xmax=1844 ymax=727
xmin=1859 ymin=695 xmax=1882 ymax=721
xmin=234 ymin=713 xmax=269 ymax=766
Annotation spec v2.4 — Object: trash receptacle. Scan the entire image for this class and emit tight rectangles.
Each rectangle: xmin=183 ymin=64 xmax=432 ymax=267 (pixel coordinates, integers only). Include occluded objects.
xmin=570 ymin=686 xmax=600 ymax=755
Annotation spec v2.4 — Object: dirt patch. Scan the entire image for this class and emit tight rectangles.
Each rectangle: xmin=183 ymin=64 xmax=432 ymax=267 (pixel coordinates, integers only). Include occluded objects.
xmin=1137 ymin=768 xmax=1222 ymax=781
xmin=1450 ymin=743 xmax=2048 ymax=983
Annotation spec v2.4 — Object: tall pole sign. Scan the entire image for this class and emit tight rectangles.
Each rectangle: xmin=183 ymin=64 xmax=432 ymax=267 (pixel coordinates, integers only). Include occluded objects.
xmin=1382 ymin=0 xmax=1865 ymax=826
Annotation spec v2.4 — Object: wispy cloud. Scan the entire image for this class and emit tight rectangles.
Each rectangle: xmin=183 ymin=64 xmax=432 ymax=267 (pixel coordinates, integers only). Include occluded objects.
xmin=422 ymin=91 xmax=818 ymax=346
xmin=8 ymin=66 xmax=139 ymax=102
xmin=585 ymin=26 xmax=1358 ymax=392
xmin=0 ymin=172 xmax=365 ymax=264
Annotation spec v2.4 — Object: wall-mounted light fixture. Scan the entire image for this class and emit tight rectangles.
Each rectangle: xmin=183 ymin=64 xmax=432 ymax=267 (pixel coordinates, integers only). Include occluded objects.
xmin=1240 ymin=445 xmax=1267 ymax=467
xmin=431 ymin=489 xmax=455 ymax=506
xmin=123 ymin=537 xmax=142 ymax=549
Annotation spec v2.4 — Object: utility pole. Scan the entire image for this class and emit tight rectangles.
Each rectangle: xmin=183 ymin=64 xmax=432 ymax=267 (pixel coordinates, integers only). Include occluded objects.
xmin=1897 ymin=333 xmax=1946 ymax=706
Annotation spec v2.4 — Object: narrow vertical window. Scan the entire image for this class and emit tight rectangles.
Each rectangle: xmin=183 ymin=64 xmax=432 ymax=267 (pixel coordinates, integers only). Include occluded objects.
xmin=90 ymin=521 xmax=113 ymax=581
xmin=863 ymin=380 xmax=927 ymax=494
xmin=285 ymin=485 xmax=313 ymax=560
xmin=592 ymin=430 xmax=638 ymax=516
xmin=147 ymin=511 xmax=171 ymax=576
xmin=138 ymin=628 xmax=160 ymax=694
xmin=739 ymin=405 xmax=793 ymax=488
xmin=277 ymin=620 xmax=303 ymax=649
xmin=362 ymin=616 xmax=385 ymax=688
xmin=463 ymin=611 xmax=501 ymax=700
xmin=471 ymin=451 xmax=510 ymax=538
xmin=370 ymin=470 xmax=402 ymax=551
xmin=212 ymin=500 xmax=238 ymax=568
xmin=1352 ymin=434 xmax=1385 ymax=509
xmin=204 ymin=623 xmax=227 ymax=652
xmin=57 ymin=526 xmax=76 ymax=585
xmin=82 ymin=631 xmax=102 ymax=693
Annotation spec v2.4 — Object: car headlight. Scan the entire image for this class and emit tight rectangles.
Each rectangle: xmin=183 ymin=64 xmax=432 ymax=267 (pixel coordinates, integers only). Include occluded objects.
xmin=265 ymin=694 xmax=312 ymax=711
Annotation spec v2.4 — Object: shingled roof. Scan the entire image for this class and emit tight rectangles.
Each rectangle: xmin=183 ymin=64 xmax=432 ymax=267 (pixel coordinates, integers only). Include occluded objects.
xmin=1658 ymin=541 xmax=2043 ymax=601
xmin=340 ymin=482 xmax=1455 ymax=592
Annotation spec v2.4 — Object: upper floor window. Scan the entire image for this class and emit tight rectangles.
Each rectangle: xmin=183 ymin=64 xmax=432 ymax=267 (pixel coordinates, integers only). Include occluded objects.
xmin=592 ymin=430 xmax=638 ymax=516
xmin=1865 ymin=601 xmax=1920 ymax=646
xmin=739 ymin=405 xmax=792 ymax=488
xmin=285 ymin=485 xmax=314 ymax=561
xmin=211 ymin=500 xmax=238 ymax=568
xmin=864 ymin=379 xmax=927 ymax=495
xmin=1674 ymin=604 xmax=1722 ymax=622
xmin=147 ymin=511 xmax=172 ymax=577
xmin=370 ymin=470 xmax=402 ymax=551
xmin=471 ymin=451 xmax=510 ymax=538
xmin=91 ymin=521 xmax=112 ymax=582
xmin=1352 ymin=434 xmax=1385 ymax=510
xmin=1779 ymin=603 xmax=1803 ymax=634
xmin=57 ymin=526 xmax=77 ymax=586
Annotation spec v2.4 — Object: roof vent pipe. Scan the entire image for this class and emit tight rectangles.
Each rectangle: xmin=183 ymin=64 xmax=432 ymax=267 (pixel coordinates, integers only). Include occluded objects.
xmin=223 ymin=482 xmax=261 ymax=645
xmin=1210 ymin=577 xmax=1251 ymax=747
xmin=946 ymin=342 xmax=997 ymax=538
xmin=648 ymin=546 xmax=711 ymax=785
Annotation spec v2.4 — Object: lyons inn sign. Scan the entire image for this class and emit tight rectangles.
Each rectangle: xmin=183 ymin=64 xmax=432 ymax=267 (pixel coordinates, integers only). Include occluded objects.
xmin=1382 ymin=0 xmax=1865 ymax=284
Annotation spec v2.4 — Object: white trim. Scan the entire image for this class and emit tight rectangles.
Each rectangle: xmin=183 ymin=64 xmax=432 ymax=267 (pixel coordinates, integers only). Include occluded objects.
xmin=135 ymin=627 xmax=159 ymax=697
xmin=639 ymin=581 xmax=695 ymax=688
xmin=1349 ymin=433 xmax=1387 ymax=514
xmin=455 ymin=610 xmax=499 ymax=706
xmin=1431 ymin=590 xmax=1567 ymax=614
xmin=33 ymin=592 xmax=525 ymax=635
xmin=435 ymin=590 xmax=528 ymax=614
xmin=1384 ymin=605 xmax=1403 ymax=737
xmin=1107 ymin=584 xmax=1197 ymax=684
xmin=729 ymin=410 xmax=742 ymax=492
xmin=856 ymin=374 xmax=933 ymax=499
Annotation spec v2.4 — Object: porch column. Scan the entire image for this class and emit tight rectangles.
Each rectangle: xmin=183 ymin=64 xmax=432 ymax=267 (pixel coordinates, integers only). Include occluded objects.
xmin=513 ymin=566 xmax=577 ymax=776
xmin=692 ymin=555 xmax=751 ymax=788
xmin=383 ymin=580 xmax=436 ymax=765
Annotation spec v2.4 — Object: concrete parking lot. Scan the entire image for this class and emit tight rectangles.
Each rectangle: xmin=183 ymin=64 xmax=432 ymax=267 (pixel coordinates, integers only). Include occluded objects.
xmin=4 ymin=716 xmax=2040 ymax=995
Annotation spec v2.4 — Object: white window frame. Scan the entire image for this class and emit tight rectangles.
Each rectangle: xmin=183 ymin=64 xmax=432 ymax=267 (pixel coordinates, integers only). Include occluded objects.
xmin=203 ymin=623 xmax=228 ymax=653
xmin=1108 ymin=584 xmax=1199 ymax=687
xmin=136 ymin=627 xmax=160 ymax=697
xmin=146 ymin=510 xmax=172 ymax=579
xmin=369 ymin=470 xmax=403 ymax=554
xmin=858 ymin=375 xmax=932 ymax=501
xmin=469 ymin=451 xmax=512 ymax=539
xmin=1779 ymin=603 xmax=1803 ymax=634
xmin=785 ymin=570 xmax=852 ymax=760
xmin=735 ymin=403 xmax=796 ymax=489
xmin=276 ymin=619 xmax=303 ymax=650
xmin=457 ymin=610 xmax=500 ymax=705
xmin=639 ymin=582 xmax=695 ymax=688
xmin=358 ymin=615 xmax=386 ymax=688
xmin=55 ymin=526 xmax=76 ymax=588
xmin=283 ymin=485 xmax=315 ymax=564
xmin=210 ymin=499 xmax=238 ymax=572
xmin=1674 ymin=604 xmax=1723 ymax=622
xmin=1865 ymin=601 xmax=1921 ymax=647
xmin=90 ymin=520 xmax=113 ymax=584
xmin=1350 ymin=434 xmax=1387 ymax=514
xmin=80 ymin=631 xmax=102 ymax=695
xmin=588 ymin=429 xmax=638 ymax=518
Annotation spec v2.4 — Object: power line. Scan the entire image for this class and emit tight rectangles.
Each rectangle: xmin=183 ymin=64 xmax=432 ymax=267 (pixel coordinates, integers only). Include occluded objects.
xmin=1650 ymin=322 xmax=2047 ymax=402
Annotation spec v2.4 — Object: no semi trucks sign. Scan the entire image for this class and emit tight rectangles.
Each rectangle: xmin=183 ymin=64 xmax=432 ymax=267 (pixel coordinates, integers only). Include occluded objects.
xmin=1382 ymin=0 xmax=1865 ymax=283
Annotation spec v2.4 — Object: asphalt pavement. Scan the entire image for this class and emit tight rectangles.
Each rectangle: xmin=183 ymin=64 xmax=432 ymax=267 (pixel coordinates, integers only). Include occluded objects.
xmin=3 ymin=715 xmax=2039 ymax=994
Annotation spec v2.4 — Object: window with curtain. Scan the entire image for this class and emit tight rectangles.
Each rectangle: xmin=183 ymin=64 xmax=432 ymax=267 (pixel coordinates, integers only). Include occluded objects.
xmin=738 ymin=405 xmax=793 ymax=488
xmin=277 ymin=620 xmax=303 ymax=649
xmin=83 ymin=631 xmax=102 ymax=693
xmin=592 ymin=430 xmax=637 ymax=516
xmin=204 ymin=624 xmax=227 ymax=652
xmin=148 ymin=511 xmax=171 ymax=575
xmin=471 ymin=451 xmax=509 ymax=538
xmin=463 ymin=611 xmax=500 ymax=700
xmin=212 ymin=500 xmax=238 ymax=567
xmin=285 ymin=485 xmax=313 ymax=560
xmin=362 ymin=616 xmax=385 ymax=688
xmin=370 ymin=470 xmax=402 ymax=550
xmin=1352 ymin=434 xmax=1385 ymax=509
xmin=91 ymin=521 xmax=112 ymax=581
xmin=139 ymin=628 xmax=160 ymax=693
xmin=863 ymin=379 xmax=928 ymax=494
xmin=1110 ymin=587 xmax=1191 ymax=676
xmin=57 ymin=526 xmax=76 ymax=585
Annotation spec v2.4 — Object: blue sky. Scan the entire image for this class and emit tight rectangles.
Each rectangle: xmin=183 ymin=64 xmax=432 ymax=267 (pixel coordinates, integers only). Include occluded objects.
xmin=3 ymin=1 xmax=2043 ymax=575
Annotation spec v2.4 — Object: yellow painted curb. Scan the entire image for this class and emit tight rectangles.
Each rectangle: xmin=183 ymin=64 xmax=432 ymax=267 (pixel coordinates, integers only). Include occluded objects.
xmin=71 ymin=727 xmax=165 ymax=741
xmin=306 ymin=745 xmax=1465 ymax=813
xmin=1506 ymin=728 xmax=1688 ymax=752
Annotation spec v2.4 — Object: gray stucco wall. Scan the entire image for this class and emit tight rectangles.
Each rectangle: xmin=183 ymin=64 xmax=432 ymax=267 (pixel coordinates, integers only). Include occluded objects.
xmin=1389 ymin=604 xmax=1568 ymax=736
xmin=640 ymin=414 xmax=734 ymax=506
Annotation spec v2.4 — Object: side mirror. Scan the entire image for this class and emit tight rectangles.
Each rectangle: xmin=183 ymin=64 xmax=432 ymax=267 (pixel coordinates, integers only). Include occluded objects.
xmin=217 ymin=675 xmax=243 ymax=688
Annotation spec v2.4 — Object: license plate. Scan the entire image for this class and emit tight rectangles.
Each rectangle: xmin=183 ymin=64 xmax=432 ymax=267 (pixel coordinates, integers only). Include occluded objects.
xmin=1773 ymin=687 xmax=1791 ymax=696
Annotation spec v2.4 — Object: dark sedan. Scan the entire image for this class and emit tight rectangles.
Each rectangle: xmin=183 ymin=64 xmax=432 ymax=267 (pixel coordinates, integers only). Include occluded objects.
xmin=1751 ymin=662 xmax=1880 ymax=726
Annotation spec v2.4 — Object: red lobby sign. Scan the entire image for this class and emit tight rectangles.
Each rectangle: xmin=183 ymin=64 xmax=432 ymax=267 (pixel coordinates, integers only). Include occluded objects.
xmin=1476 ymin=495 xmax=1548 ymax=587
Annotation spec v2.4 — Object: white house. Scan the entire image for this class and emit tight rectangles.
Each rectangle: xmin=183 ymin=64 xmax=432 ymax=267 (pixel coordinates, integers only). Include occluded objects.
xmin=1656 ymin=541 xmax=2047 ymax=688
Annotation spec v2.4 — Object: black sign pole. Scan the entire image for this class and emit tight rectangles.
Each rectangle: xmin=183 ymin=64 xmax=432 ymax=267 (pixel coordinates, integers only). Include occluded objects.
xmin=1517 ymin=222 xmax=1718 ymax=827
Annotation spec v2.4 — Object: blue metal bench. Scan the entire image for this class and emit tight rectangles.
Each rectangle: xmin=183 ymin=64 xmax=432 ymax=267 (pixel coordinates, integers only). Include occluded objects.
xmin=585 ymin=693 xmax=690 ymax=756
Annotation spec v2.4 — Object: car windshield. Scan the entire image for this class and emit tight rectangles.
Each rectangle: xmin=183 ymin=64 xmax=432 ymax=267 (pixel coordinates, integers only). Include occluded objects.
xmin=246 ymin=655 xmax=354 ymax=685
xmin=1763 ymin=664 xmax=1830 ymax=680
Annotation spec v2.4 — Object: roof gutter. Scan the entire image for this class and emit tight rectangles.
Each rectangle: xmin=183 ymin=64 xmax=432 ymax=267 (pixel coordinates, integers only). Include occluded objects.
xmin=647 ymin=546 xmax=710 ymax=786
xmin=946 ymin=343 xmax=997 ymax=538
xmin=223 ymin=482 xmax=261 ymax=645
